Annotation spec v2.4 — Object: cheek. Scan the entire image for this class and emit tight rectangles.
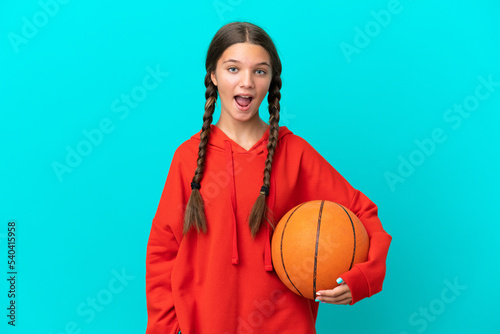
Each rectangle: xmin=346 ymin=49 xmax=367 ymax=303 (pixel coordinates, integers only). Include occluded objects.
xmin=218 ymin=78 xmax=237 ymax=95
xmin=260 ymin=79 xmax=272 ymax=96
xmin=258 ymin=86 xmax=270 ymax=99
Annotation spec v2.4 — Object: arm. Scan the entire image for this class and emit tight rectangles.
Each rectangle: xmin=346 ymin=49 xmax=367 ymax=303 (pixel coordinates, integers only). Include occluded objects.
xmin=339 ymin=189 xmax=392 ymax=305
xmin=146 ymin=148 xmax=187 ymax=333
xmin=316 ymin=190 xmax=392 ymax=305
xmin=146 ymin=219 xmax=181 ymax=333
xmin=293 ymin=136 xmax=392 ymax=305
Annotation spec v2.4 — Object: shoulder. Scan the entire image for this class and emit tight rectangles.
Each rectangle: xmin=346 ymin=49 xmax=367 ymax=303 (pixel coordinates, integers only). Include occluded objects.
xmin=174 ymin=137 xmax=198 ymax=157
xmin=171 ymin=129 xmax=202 ymax=159
xmin=278 ymin=127 xmax=317 ymax=154
xmin=165 ymin=134 xmax=199 ymax=174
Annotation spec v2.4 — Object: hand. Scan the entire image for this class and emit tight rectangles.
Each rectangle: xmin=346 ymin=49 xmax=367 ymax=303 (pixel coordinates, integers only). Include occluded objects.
xmin=315 ymin=278 xmax=352 ymax=305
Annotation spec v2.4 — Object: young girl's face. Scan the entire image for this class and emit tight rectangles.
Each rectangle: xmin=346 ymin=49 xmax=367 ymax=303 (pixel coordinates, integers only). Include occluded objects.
xmin=211 ymin=42 xmax=272 ymax=124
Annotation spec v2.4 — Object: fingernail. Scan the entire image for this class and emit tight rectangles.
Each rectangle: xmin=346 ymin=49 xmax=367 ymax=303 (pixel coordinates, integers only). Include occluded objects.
xmin=336 ymin=277 xmax=344 ymax=284
xmin=315 ymin=299 xmax=320 ymax=302
xmin=316 ymin=292 xmax=321 ymax=295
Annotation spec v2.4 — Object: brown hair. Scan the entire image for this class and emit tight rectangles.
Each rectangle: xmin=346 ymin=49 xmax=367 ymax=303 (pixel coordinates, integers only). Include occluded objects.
xmin=183 ymin=21 xmax=282 ymax=238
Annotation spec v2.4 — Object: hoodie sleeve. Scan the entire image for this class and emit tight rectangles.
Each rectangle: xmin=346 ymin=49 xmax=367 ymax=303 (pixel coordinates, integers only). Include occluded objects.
xmin=292 ymin=136 xmax=392 ymax=305
xmin=146 ymin=147 xmax=187 ymax=334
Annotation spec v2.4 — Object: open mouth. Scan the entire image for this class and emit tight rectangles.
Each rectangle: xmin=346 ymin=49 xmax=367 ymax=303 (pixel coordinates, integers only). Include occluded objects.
xmin=234 ymin=95 xmax=253 ymax=108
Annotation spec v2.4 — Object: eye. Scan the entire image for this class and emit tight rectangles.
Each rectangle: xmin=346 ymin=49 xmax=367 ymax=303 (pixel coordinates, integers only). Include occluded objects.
xmin=228 ymin=67 xmax=238 ymax=73
xmin=256 ymin=69 xmax=266 ymax=75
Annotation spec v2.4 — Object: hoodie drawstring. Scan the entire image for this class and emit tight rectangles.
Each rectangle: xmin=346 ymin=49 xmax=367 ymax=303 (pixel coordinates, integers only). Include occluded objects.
xmin=224 ymin=140 xmax=239 ymax=265
xmin=224 ymin=139 xmax=276 ymax=271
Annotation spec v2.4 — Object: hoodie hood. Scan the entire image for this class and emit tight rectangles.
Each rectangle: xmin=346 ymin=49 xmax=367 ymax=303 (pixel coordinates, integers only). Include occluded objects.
xmin=190 ymin=124 xmax=293 ymax=153
xmin=190 ymin=124 xmax=293 ymax=271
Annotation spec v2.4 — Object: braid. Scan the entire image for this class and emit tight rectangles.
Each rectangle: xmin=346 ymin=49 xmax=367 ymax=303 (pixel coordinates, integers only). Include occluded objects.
xmin=248 ymin=75 xmax=282 ymax=238
xmin=183 ymin=73 xmax=218 ymax=235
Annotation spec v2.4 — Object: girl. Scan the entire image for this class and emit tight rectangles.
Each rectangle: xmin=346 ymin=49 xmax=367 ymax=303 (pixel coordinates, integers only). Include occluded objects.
xmin=146 ymin=21 xmax=392 ymax=334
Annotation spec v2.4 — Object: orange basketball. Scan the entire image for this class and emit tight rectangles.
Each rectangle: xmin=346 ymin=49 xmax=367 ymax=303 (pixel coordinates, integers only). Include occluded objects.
xmin=271 ymin=200 xmax=369 ymax=300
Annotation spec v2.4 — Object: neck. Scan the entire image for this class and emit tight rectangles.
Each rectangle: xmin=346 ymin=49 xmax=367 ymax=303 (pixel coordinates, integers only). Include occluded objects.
xmin=215 ymin=117 xmax=270 ymax=150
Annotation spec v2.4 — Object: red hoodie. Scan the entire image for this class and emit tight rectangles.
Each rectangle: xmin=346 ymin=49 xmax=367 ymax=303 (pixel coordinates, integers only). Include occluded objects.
xmin=146 ymin=124 xmax=392 ymax=334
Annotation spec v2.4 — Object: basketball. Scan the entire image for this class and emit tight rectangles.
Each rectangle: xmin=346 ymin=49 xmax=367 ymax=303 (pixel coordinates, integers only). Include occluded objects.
xmin=271 ymin=200 xmax=370 ymax=300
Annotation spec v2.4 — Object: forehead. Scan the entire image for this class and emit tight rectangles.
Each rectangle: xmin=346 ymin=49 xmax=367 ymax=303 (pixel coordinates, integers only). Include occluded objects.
xmin=218 ymin=42 xmax=271 ymax=65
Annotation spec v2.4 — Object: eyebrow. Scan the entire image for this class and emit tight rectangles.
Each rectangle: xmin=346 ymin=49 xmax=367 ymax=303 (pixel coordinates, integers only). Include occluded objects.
xmin=222 ymin=59 xmax=271 ymax=67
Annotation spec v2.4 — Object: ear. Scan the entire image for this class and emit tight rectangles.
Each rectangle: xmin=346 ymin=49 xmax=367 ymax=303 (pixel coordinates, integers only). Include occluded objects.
xmin=210 ymin=71 xmax=217 ymax=86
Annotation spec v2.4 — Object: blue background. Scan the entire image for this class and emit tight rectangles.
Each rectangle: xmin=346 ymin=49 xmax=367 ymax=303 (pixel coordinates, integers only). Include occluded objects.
xmin=1 ymin=0 xmax=499 ymax=333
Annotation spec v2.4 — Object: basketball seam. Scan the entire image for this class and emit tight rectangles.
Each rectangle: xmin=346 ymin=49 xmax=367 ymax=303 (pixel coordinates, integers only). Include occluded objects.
xmin=335 ymin=203 xmax=357 ymax=270
xmin=280 ymin=202 xmax=307 ymax=298
xmin=313 ymin=200 xmax=325 ymax=298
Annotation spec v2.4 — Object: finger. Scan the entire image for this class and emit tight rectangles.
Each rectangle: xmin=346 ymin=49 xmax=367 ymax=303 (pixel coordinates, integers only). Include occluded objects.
xmin=317 ymin=297 xmax=351 ymax=305
xmin=318 ymin=290 xmax=349 ymax=301
xmin=318 ymin=295 xmax=352 ymax=305
xmin=317 ymin=285 xmax=349 ymax=298
xmin=317 ymin=285 xmax=352 ymax=302
xmin=336 ymin=296 xmax=352 ymax=304
xmin=319 ymin=291 xmax=350 ymax=302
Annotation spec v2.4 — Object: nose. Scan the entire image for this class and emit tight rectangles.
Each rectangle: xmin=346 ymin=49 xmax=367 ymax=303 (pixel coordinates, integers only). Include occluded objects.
xmin=239 ymin=69 xmax=254 ymax=88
